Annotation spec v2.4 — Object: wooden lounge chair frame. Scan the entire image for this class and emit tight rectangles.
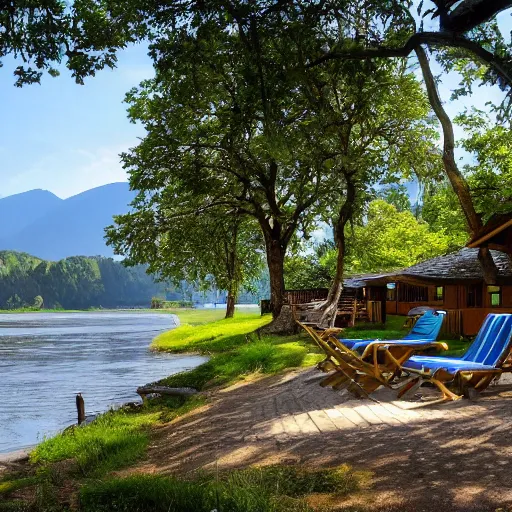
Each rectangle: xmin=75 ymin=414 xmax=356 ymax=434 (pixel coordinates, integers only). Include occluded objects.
xmin=398 ymin=352 xmax=512 ymax=402
xmin=299 ymin=321 xmax=448 ymax=398
xmin=397 ymin=314 xmax=512 ymax=402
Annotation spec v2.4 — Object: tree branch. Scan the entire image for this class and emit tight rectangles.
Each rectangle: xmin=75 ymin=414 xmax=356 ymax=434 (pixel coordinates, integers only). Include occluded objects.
xmin=415 ymin=45 xmax=482 ymax=237
xmin=443 ymin=0 xmax=512 ymax=33
xmin=308 ymin=31 xmax=512 ymax=88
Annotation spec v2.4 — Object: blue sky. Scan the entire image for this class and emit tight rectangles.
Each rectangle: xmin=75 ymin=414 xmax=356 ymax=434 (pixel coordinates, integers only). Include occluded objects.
xmin=0 ymin=43 xmax=153 ymax=199
xmin=0 ymin=10 xmax=510 ymax=200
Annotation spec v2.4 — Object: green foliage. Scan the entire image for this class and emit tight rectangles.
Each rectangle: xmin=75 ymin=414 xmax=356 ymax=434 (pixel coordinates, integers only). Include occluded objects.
xmin=285 ymin=197 xmax=459 ymax=285
xmin=344 ymin=201 xmax=452 ymax=274
xmin=0 ymin=251 xmax=167 ymax=309
xmin=377 ymin=184 xmax=412 ymax=213
xmin=32 ymin=295 xmax=44 ymax=309
xmin=456 ymin=109 xmax=512 ymax=217
xmin=420 ymin=183 xmax=469 ymax=250
xmin=151 ymin=298 xmax=192 ymax=309
xmin=108 ymin=210 xmax=264 ymax=309
xmin=284 ymin=247 xmax=333 ymax=290
xmin=1 ymin=2 xmax=147 ymax=86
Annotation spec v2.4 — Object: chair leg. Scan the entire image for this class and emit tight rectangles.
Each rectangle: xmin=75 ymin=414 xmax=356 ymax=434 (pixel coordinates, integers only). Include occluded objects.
xmin=397 ymin=376 xmax=421 ymax=399
xmin=317 ymin=358 xmax=336 ymax=373
xmin=320 ymin=371 xmax=350 ymax=388
xmin=430 ymin=377 xmax=462 ymax=401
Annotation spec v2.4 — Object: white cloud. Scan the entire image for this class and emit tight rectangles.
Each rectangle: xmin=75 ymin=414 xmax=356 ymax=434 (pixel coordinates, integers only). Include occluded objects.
xmin=3 ymin=145 xmax=130 ymax=199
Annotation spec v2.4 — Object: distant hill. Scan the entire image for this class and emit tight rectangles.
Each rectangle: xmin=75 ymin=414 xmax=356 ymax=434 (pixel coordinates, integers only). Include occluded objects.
xmin=0 ymin=251 xmax=166 ymax=309
xmin=0 ymin=183 xmax=135 ymax=260
xmin=0 ymin=189 xmax=63 ymax=240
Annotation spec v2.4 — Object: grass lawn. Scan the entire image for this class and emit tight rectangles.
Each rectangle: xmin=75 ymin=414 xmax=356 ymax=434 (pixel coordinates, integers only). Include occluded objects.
xmin=155 ymin=309 xmax=324 ymax=390
xmin=78 ymin=465 xmax=364 ymax=512
xmin=153 ymin=310 xmax=268 ymax=352
xmin=151 ymin=307 xmax=246 ymax=325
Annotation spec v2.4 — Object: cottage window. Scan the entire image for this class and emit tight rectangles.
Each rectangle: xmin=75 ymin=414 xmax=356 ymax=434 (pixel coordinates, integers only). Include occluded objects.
xmin=467 ymin=285 xmax=483 ymax=308
xmin=386 ymin=283 xmax=396 ymax=301
xmin=398 ymin=284 xmax=428 ymax=302
xmin=488 ymin=285 xmax=502 ymax=307
xmin=435 ymin=286 xmax=444 ymax=301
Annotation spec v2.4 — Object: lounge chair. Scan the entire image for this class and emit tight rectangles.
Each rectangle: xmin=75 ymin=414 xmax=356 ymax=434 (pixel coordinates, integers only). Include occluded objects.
xmin=299 ymin=322 xmax=448 ymax=398
xmin=399 ymin=313 xmax=512 ymax=401
xmin=341 ymin=310 xmax=446 ymax=353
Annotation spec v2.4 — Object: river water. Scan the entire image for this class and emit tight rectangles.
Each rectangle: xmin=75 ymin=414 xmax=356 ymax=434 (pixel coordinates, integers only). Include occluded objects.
xmin=0 ymin=312 xmax=207 ymax=453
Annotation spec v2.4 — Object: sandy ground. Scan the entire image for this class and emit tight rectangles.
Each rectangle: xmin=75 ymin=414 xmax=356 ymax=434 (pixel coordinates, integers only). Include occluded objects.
xmin=125 ymin=369 xmax=512 ymax=512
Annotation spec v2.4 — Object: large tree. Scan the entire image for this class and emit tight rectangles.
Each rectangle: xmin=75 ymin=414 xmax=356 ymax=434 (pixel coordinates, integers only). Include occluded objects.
xmin=107 ymin=9 xmax=333 ymax=321
xmin=304 ymin=57 xmax=441 ymax=325
xmin=305 ymin=0 xmax=512 ymax=237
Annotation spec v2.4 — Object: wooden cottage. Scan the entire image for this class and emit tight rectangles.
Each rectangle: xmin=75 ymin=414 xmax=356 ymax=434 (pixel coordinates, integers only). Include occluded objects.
xmin=362 ymin=248 xmax=511 ymax=335
xmin=286 ymin=215 xmax=512 ymax=335
xmin=362 ymin=214 xmax=512 ymax=336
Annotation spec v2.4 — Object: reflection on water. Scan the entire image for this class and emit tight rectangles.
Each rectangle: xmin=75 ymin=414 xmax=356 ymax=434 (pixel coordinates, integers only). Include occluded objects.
xmin=0 ymin=312 xmax=207 ymax=453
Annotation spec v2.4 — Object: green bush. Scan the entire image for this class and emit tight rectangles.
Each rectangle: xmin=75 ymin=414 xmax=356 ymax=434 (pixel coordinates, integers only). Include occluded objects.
xmin=151 ymin=298 xmax=193 ymax=309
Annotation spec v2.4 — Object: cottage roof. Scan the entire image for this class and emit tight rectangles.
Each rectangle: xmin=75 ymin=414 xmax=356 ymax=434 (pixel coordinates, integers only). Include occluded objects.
xmin=398 ymin=248 xmax=512 ymax=283
xmin=345 ymin=248 xmax=512 ymax=287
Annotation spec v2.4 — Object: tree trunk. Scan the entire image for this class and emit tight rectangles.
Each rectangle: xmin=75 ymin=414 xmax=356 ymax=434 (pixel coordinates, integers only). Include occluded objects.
xmin=415 ymin=46 xmax=483 ymax=238
xmin=225 ymin=290 xmax=236 ymax=318
xmin=258 ymin=234 xmax=300 ymax=334
xmin=443 ymin=0 xmax=512 ymax=33
xmin=319 ymin=226 xmax=346 ymax=327
xmin=318 ymin=175 xmax=356 ymax=327
xmin=478 ymin=247 xmax=498 ymax=285
xmin=266 ymin=239 xmax=286 ymax=319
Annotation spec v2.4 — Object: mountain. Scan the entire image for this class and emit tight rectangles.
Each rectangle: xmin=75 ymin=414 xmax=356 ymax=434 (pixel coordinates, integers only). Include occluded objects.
xmin=0 ymin=189 xmax=63 ymax=240
xmin=0 ymin=183 xmax=135 ymax=261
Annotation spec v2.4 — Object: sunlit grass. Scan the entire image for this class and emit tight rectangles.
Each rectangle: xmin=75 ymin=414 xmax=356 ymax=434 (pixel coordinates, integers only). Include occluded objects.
xmin=152 ymin=310 xmax=267 ymax=352
xmin=151 ymin=310 xmax=322 ymax=390
xmin=79 ymin=464 xmax=363 ymax=512
xmin=30 ymin=411 xmax=158 ymax=477
xmin=341 ymin=315 xmax=408 ymax=340
xmin=149 ymin=306 xmax=260 ymax=326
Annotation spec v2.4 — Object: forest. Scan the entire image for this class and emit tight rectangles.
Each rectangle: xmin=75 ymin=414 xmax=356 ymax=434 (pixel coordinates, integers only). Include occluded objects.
xmin=0 ymin=251 xmax=167 ymax=310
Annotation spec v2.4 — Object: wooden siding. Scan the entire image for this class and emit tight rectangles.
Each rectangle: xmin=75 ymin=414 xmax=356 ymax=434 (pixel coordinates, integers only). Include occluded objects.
xmin=381 ymin=283 xmax=512 ymax=336
xmin=503 ymin=286 xmax=512 ymax=307
xmin=386 ymin=300 xmax=397 ymax=315
xmin=444 ymin=285 xmax=458 ymax=309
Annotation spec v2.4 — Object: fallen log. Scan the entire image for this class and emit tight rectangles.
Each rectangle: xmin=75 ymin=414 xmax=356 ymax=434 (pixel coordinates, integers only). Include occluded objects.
xmin=136 ymin=386 xmax=198 ymax=400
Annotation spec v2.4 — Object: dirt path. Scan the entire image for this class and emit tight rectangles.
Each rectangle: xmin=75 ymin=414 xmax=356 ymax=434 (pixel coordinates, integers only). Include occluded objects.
xmin=131 ymin=368 xmax=512 ymax=511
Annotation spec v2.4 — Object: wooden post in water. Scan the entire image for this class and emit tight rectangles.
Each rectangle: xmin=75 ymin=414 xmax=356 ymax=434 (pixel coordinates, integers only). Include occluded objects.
xmin=76 ymin=393 xmax=85 ymax=425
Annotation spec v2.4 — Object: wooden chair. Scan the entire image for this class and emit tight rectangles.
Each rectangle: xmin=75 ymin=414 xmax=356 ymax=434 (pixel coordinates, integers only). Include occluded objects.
xmin=399 ymin=314 xmax=512 ymax=402
xmin=299 ymin=322 xmax=448 ymax=398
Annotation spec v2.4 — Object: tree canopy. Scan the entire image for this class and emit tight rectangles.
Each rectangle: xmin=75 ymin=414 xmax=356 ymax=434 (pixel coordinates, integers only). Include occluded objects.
xmin=108 ymin=207 xmax=264 ymax=318
xmin=1 ymin=1 xmax=146 ymax=86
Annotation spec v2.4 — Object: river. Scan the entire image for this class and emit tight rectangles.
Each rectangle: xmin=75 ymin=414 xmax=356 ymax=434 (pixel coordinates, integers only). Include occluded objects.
xmin=0 ymin=312 xmax=207 ymax=453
